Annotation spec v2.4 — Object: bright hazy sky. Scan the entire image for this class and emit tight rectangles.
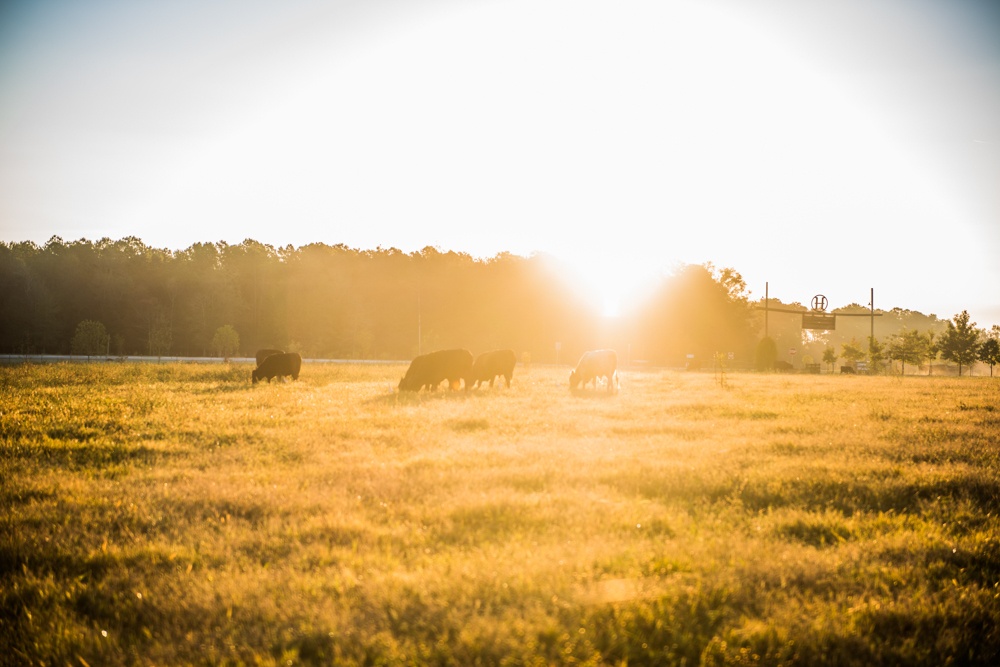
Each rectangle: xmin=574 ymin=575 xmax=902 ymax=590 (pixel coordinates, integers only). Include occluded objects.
xmin=2 ymin=0 xmax=998 ymax=324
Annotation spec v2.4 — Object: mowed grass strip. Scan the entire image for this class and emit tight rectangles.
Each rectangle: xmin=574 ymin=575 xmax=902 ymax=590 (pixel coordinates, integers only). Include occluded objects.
xmin=1 ymin=362 xmax=999 ymax=665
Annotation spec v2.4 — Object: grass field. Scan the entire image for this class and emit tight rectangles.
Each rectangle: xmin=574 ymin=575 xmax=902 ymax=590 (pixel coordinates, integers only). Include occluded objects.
xmin=2 ymin=361 xmax=999 ymax=666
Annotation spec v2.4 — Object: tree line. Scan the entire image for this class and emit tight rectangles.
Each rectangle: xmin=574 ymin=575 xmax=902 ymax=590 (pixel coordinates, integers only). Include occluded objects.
xmin=1 ymin=236 xmax=997 ymax=374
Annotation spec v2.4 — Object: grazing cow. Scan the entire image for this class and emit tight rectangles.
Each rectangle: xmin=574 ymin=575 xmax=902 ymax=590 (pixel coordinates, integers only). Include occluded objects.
xmin=399 ymin=349 xmax=474 ymax=393
xmin=774 ymin=360 xmax=793 ymax=371
xmin=255 ymin=348 xmax=283 ymax=366
xmin=471 ymin=349 xmax=516 ymax=388
xmin=570 ymin=349 xmax=619 ymax=393
xmin=252 ymin=352 xmax=302 ymax=384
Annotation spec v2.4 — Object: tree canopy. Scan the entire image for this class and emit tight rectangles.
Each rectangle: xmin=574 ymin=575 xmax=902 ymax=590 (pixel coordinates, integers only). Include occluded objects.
xmin=938 ymin=311 xmax=982 ymax=376
xmin=0 ymin=237 xmax=992 ymax=373
xmin=978 ymin=330 xmax=1000 ymax=377
xmin=70 ymin=320 xmax=109 ymax=357
xmin=887 ymin=329 xmax=927 ymax=375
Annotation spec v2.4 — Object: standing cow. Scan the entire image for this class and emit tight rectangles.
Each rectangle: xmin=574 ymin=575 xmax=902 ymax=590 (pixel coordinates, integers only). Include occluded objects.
xmin=471 ymin=349 xmax=516 ymax=388
xmin=570 ymin=349 xmax=619 ymax=394
xmin=399 ymin=349 xmax=474 ymax=393
xmin=252 ymin=352 xmax=302 ymax=384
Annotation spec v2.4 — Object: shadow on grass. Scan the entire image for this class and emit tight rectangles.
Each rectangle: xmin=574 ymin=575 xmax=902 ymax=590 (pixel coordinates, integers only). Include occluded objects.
xmin=364 ymin=388 xmax=474 ymax=407
xmin=5 ymin=440 xmax=167 ymax=470
xmin=606 ymin=469 xmax=1000 ymax=517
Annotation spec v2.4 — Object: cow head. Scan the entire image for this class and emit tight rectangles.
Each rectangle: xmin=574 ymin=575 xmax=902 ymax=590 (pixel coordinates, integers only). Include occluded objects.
xmin=569 ymin=370 xmax=580 ymax=389
xmin=251 ymin=369 xmax=260 ymax=384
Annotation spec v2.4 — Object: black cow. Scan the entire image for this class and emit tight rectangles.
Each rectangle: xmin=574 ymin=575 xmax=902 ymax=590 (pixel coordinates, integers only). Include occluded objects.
xmin=255 ymin=348 xmax=283 ymax=366
xmin=399 ymin=349 xmax=473 ymax=393
xmin=252 ymin=352 xmax=302 ymax=384
xmin=471 ymin=349 xmax=516 ymax=388
xmin=570 ymin=349 xmax=619 ymax=393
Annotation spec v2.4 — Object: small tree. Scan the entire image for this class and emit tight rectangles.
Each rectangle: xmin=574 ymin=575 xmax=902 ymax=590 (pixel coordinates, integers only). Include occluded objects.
xmin=71 ymin=320 xmax=109 ymax=358
xmin=148 ymin=313 xmax=173 ymax=360
xmin=887 ymin=329 xmax=927 ymax=375
xmin=212 ymin=325 xmax=240 ymax=362
xmin=755 ymin=336 xmax=777 ymax=372
xmin=938 ymin=311 xmax=981 ymax=376
xmin=112 ymin=333 xmax=126 ymax=357
xmin=925 ymin=331 xmax=938 ymax=376
xmin=841 ymin=338 xmax=866 ymax=369
xmin=868 ymin=337 xmax=887 ymax=374
xmin=978 ymin=338 xmax=1000 ymax=377
xmin=822 ymin=346 xmax=837 ymax=373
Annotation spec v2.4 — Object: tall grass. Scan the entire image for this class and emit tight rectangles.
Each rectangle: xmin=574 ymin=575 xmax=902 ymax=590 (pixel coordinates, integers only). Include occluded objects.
xmin=1 ymin=362 xmax=998 ymax=665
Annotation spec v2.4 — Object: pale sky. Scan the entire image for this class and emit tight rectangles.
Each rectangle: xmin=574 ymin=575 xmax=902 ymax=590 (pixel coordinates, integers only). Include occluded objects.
xmin=1 ymin=0 xmax=998 ymax=325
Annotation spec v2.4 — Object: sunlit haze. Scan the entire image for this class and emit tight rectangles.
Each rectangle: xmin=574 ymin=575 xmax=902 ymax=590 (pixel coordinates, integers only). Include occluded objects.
xmin=1 ymin=0 xmax=998 ymax=324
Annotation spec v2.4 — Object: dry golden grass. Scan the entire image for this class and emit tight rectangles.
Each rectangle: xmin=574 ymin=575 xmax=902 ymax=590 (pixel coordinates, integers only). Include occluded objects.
xmin=2 ymin=362 xmax=999 ymax=665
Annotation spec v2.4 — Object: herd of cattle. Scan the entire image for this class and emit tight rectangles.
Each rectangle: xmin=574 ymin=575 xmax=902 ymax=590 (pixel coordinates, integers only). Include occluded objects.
xmin=250 ymin=347 xmax=620 ymax=393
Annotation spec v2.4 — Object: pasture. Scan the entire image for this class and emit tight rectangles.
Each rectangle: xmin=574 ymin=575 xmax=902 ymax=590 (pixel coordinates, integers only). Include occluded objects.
xmin=2 ymin=362 xmax=999 ymax=666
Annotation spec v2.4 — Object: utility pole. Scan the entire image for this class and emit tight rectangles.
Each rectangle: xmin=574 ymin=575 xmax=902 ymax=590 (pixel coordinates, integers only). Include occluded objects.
xmin=870 ymin=288 xmax=874 ymax=345
xmin=765 ymin=282 xmax=769 ymax=338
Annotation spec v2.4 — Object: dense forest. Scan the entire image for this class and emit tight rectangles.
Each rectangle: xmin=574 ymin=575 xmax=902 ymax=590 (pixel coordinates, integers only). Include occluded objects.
xmin=0 ymin=236 xmax=994 ymax=372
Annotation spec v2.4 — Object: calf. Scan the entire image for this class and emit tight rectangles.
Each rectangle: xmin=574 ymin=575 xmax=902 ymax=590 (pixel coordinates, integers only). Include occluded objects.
xmin=570 ymin=349 xmax=619 ymax=393
xmin=471 ymin=349 xmax=516 ymax=388
xmin=252 ymin=352 xmax=302 ymax=384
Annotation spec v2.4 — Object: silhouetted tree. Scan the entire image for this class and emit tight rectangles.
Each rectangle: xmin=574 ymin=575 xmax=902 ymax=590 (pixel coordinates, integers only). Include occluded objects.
xmin=212 ymin=325 xmax=240 ymax=361
xmin=925 ymin=331 xmax=939 ymax=376
xmin=637 ymin=263 xmax=756 ymax=367
xmin=978 ymin=327 xmax=1000 ymax=377
xmin=71 ymin=320 xmax=109 ymax=357
xmin=887 ymin=329 xmax=927 ymax=375
xmin=841 ymin=338 xmax=866 ymax=370
xmin=979 ymin=338 xmax=999 ymax=377
xmin=868 ymin=337 xmax=887 ymax=374
xmin=755 ymin=337 xmax=777 ymax=371
xmin=148 ymin=311 xmax=173 ymax=359
xmin=822 ymin=346 xmax=837 ymax=373
xmin=938 ymin=311 xmax=981 ymax=376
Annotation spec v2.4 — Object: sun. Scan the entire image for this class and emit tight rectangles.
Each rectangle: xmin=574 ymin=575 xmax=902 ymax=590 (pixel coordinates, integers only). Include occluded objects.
xmin=601 ymin=294 xmax=622 ymax=319
xmin=560 ymin=252 xmax=661 ymax=319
